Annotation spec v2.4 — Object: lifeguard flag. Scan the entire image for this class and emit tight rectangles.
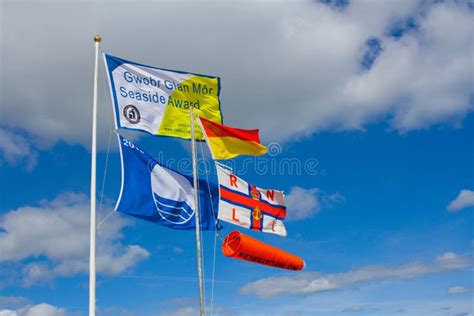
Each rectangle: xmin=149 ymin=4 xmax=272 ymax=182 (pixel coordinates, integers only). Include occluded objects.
xmin=216 ymin=163 xmax=287 ymax=236
xmin=197 ymin=117 xmax=267 ymax=160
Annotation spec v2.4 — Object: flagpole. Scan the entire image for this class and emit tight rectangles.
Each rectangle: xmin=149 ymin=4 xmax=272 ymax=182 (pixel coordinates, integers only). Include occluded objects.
xmin=89 ymin=34 xmax=101 ymax=316
xmin=190 ymin=106 xmax=205 ymax=316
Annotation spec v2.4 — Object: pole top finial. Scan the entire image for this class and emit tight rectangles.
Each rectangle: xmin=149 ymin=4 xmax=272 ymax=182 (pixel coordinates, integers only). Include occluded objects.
xmin=94 ymin=35 xmax=102 ymax=43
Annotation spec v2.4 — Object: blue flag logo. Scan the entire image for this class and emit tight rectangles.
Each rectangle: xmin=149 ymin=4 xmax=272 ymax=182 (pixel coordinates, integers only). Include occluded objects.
xmin=115 ymin=134 xmax=218 ymax=230
xmin=150 ymin=163 xmax=195 ymax=225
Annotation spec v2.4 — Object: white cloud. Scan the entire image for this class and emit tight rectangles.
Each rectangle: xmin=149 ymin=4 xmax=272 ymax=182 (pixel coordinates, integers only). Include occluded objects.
xmin=342 ymin=305 xmax=364 ymax=313
xmin=0 ymin=129 xmax=38 ymax=170
xmin=173 ymin=247 xmax=184 ymax=254
xmin=0 ymin=303 xmax=65 ymax=316
xmin=285 ymin=187 xmax=344 ymax=221
xmin=342 ymin=1 xmax=473 ymax=132
xmin=20 ymin=304 xmax=65 ymax=316
xmin=285 ymin=187 xmax=321 ymax=220
xmin=159 ymin=307 xmax=196 ymax=316
xmin=99 ymin=306 xmax=136 ymax=316
xmin=447 ymin=189 xmax=474 ymax=212
xmin=158 ymin=305 xmax=231 ymax=316
xmin=234 ymin=290 xmax=474 ymax=316
xmin=0 ymin=193 xmax=149 ymax=285
xmin=240 ymin=252 xmax=471 ymax=298
xmin=436 ymin=252 xmax=471 ymax=269
xmin=0 ymin=1 xmax=472 ymax=149
xmin=0 ymin=297 xmax=30 ymax=310
xmin=448 ymin=286 xmax=472 ymax=294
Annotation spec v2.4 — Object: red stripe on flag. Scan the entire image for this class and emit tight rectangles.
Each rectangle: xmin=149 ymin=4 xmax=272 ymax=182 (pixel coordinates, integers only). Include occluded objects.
xmin=199 ymin=117 xmax=261 ymax=143
xmin=252 ymin=215 xmax=262 ymax=231
xmin=220 ymin=188 xmax=286 ymax=219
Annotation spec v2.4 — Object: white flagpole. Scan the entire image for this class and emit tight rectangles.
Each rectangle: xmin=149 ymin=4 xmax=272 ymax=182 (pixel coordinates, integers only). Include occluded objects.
xmin=89 ymin=34 xmax=101 ymax=316
xmin=190 ymin=106 xmax=205 ymax=316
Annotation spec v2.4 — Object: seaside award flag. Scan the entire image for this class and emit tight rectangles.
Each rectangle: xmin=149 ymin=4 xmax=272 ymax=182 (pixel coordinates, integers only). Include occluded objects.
xmin=216 ymin=163 xmax=287 ymax=236
xmin=115 ymin=133 xmax=218 ymax=230
xmin=197 ymin=117 xmax=267 ymax=160
xmin=104 ymin=54 xmax=222 ymax=139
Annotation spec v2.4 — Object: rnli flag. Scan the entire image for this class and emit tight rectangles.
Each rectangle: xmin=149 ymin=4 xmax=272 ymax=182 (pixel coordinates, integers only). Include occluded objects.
xmin=115 ymin=133 xmax=219 ymax=230
xmin=197 ymin=117 xmax=267 ymax=160
xmin=216 ymin=163 xmax=287 ymax=236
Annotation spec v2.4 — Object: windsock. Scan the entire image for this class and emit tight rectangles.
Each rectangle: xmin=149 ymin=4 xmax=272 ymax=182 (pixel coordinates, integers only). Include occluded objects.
xmin=222 ymin=231 xmax=305 ymax=271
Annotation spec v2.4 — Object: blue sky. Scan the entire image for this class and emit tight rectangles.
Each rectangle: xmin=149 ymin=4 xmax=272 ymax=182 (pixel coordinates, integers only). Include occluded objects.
xmin=1 ymin=1 xmax=473 ymax=316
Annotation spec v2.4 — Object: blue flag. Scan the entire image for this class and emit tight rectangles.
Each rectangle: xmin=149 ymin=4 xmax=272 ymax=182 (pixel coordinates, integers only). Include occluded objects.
xmin=115 ymin=134 xmax=219 ymax=230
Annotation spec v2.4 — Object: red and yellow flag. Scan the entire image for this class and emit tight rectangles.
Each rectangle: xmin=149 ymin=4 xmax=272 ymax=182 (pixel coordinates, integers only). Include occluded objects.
xmin=197 ymin=117 xmax=267 ymax=160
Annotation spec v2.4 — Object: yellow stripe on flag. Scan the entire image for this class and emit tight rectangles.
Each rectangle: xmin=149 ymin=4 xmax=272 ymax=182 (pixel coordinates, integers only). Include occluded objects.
xmin=158 ymin=75 xmax=221 ymax=140
xmin=208 ymin=137 xmax=267 ymax=160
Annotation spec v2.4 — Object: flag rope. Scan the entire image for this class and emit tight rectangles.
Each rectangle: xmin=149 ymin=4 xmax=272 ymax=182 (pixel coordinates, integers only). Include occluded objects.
xmin=190 ymin=107 xmax=205 ymax=316
xmin=99 ymin=48 xmax=116 ymax=136
xmin=210 ymin=229 xmax=218 ymax=315
xmin=197 ymin=172 xmax=206 ymax=313
xmin=198 ymin=139 xmax=219 ymax=229
xmin=198 ymin=138 xmax=218 ymax=315
xmin=97 ymin=128 xmax=113 ymax=230
xmin=97 ymin=47 xmax=117 ymax=230
xmin=198 ymin=139 xmax=227 ymax=243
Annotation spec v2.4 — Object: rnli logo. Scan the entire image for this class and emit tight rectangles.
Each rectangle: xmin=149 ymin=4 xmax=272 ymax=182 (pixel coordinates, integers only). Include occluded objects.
xmin=123 ymin=104 xmax=141 ymax=124
xmin=252 ymin=206 xmax=262 ymax=220
xmin=250 ymin=185 xmax=260 ymax=200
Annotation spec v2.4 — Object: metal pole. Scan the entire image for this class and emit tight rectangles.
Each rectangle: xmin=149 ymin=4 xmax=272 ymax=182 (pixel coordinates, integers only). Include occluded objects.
xmin=89 ymin=34 xmax=101 ymax=316
xmin=190 ymin=106 xmax=205 ymax=316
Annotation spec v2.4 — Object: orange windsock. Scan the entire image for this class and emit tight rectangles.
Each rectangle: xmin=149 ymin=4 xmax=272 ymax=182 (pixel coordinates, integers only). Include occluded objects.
xmin=222 ymin=231 xmax=305 ymax=271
